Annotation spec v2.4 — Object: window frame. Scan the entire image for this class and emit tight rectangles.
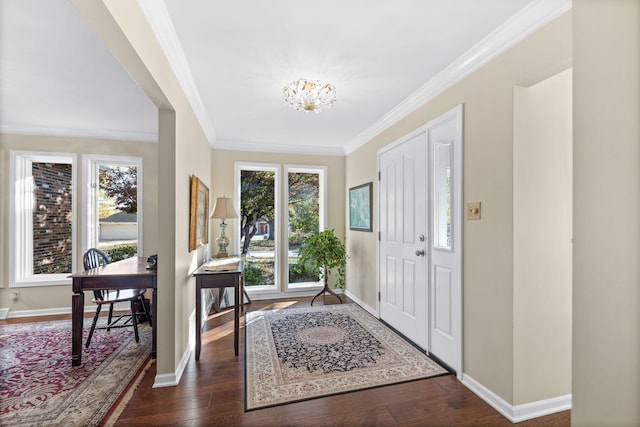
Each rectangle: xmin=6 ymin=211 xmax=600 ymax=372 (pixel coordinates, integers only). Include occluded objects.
xmin=234 ymin=162 xmax=280 ymax=294
xmin=285 ymin=164 xmax=327 ymax=291
xmin=82 ymin=155 xmax=144 ymax=258
xmin=9 ymin=150 xmax=77 ymax=287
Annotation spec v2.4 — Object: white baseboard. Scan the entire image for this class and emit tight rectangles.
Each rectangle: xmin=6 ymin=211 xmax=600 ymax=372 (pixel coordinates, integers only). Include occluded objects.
xmin=344 ymin=289 xmax=377 ymax=317
xmin=461 ymin=374 xmax=571 ymax=423
xmin=7 ymin=306 xmax=95 ymax=318
xmin=512 ymin=393 xmax=572 ymax=422
xmin=152 ymin=372 xmax=178 ymax=388
xmin=153 ymin=347 xmax=191 ymax=388
xmin=246 ymin=288 xmax=331 ymax=301
xmin=153 ymin=311 xmax=195 ymax=389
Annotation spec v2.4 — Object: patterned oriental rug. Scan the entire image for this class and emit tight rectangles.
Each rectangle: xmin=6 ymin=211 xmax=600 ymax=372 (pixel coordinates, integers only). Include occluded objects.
xmin=245 ymin=304 xmax=448 ymax=411
xmin=0 ymin=319 xmax=152 ymax=426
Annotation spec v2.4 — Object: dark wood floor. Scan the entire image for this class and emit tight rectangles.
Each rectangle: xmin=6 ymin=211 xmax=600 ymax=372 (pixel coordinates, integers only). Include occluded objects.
xmin=4 ymin=297 xmax=571 ymax=426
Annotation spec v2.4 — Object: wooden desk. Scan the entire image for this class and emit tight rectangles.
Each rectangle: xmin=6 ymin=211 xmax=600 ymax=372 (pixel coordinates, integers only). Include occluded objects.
xmin=70 ymin=257 xmax=157 ymax=367
xmin=192 ymin=261 xmax=244 ymax=360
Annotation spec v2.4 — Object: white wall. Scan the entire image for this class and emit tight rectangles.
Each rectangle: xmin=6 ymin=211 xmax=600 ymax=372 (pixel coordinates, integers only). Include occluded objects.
xmin=513 ymin=68 xmax=572 ymax=405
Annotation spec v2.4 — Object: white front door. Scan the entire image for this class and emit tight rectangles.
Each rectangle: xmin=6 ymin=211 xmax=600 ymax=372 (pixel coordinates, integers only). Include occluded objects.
xmin=378 ymin=105 xmax=463 ymax=373
xmin=379 ymin=132 xmax=428 ymax=349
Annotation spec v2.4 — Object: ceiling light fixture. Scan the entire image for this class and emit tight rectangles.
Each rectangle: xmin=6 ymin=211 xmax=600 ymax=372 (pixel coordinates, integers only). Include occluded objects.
xmin=283 ymin=78 xmax=336 ymax=113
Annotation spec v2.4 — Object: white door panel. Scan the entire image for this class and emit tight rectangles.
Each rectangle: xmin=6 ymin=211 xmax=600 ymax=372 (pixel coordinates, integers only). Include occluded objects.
xmin=379 ymin=132 xmax=427 ymax=349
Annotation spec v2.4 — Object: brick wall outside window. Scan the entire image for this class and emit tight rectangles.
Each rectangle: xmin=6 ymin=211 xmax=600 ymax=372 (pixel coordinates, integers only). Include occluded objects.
xmin=32 ymin=162 xmax=73 ymax=274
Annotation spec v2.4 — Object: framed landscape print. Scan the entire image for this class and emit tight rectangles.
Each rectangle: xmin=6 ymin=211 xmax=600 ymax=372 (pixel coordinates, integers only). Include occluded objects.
xmin=189 ymin=175 xmax=209 ymax=252
xmin=349 ymin=182 xmax=372 ymax=232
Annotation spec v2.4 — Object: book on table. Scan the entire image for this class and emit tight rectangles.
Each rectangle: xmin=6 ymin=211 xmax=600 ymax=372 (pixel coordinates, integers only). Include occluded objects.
xmin=201 ymin=257 xmax=241 ymax=272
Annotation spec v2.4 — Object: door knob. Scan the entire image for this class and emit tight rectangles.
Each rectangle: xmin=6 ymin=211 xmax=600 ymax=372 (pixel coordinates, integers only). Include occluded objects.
xmin=415 ymin=249 xmax=425 ymax=256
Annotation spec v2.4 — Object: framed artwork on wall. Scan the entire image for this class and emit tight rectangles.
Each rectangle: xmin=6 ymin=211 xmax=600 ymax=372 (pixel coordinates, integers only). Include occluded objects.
xmin=349 ymin=182 xmax=373 ymax=232
xmin=189 ymin=175 xmax=209 ymax=252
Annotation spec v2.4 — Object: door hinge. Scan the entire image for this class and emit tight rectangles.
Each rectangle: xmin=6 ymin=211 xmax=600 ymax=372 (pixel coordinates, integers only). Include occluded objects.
xmin=378 ymin=291 xmax=381 ymax=302
xmin=378 ymin=232 xmax=381 ymax=241
xmin=378 ymin=171 xmax=381 ymax=181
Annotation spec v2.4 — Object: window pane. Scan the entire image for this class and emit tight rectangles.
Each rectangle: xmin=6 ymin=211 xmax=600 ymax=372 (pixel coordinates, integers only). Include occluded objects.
xmin=32 ymin=162 xmax=73 ymax=274
xmin=434 ymin=143 xmax=452 ymax=250
xmin=98 ymin=165 xmax=138 ymax=261
xmin=288 ymin=171 xmax=321 ymax=285
xmin=240 ymin=169 xmax=276 ymax=288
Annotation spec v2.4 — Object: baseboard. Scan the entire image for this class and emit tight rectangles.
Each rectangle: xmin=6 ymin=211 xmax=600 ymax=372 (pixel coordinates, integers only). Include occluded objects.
xmin=511 ymin=393 xmax=572 ymax=422
xmin=7 ymin=306 xmax=95 ymax=318
xmin=152 ymin=372 xmax=178 ymax=388
xmin=461 ymin=374 xmax=571 ymax=423
xmin=246 ymin=288 xmax=342 ymax=301
xmin=0 ymin=308 xmax=9 ymax=320
xmin=344 ymin=289 xmax=377 ymax=317
xmin=153 ymin=348 xmax=191 ymax=388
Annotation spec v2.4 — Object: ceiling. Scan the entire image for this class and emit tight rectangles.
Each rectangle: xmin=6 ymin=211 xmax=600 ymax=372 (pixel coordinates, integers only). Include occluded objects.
xmin=0 ymin=0 xmax=570 ymax=155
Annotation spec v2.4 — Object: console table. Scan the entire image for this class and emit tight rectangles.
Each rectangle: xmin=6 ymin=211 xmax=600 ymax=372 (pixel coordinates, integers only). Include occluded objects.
xmin=192 ymin=260 xmax=246 ymax=360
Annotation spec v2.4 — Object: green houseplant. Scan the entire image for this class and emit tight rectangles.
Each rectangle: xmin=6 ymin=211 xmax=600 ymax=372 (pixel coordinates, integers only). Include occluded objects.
xmin=298 ymin=229 xmax=347 ymax=305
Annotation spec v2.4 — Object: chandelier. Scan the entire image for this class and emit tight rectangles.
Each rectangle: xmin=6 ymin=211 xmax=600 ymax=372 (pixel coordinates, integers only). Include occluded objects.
xmin=283 ymin=78 xmax=337 ymax=113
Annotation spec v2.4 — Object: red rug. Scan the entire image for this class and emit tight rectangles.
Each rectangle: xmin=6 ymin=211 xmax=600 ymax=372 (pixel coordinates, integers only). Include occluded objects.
xmin=0 ymin=318 xmax=152 ymax=426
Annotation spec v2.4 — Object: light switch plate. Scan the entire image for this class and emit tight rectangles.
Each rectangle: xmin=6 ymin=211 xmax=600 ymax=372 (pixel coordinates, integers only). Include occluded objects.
xmin=467 ymin=202 xmax=481 ymax=220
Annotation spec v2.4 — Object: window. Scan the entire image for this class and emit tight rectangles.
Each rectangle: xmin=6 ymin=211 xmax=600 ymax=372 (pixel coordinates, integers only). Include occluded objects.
xmin=10 ymin=151 xmax=77 ymax=287
xmin=433 ymin=143 xmax=452 ymax=250
xmin=236 ymin=163 xmax=279 ymax=292
xmin=286 ymin=166 xmax=326 ymax=289
xmin=235 ymin=162 xmax=326 ymax=295
xmin=83 ymin=155 xmax=142 ymax=261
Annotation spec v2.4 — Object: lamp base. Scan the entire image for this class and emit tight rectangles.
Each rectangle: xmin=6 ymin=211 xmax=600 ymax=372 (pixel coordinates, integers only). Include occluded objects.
xmin=215 ymin=220 xmax=231 ymax=259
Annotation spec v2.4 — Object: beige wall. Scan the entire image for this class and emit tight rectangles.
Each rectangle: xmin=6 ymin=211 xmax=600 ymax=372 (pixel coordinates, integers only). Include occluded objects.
xmin=345 ymin=12 xmax=572 ymax=404
xmin=73 ymin=0 xmax=213 ymax=378
xmin=513 ymin=69 xmax=572 ymax=404
xmin=0 ymin=133 xmax=158 ymax=311
xmin=573 ymin=0 xmax=640 ymax=425
xmin=210 ymin=149 xmax=346 ymax=289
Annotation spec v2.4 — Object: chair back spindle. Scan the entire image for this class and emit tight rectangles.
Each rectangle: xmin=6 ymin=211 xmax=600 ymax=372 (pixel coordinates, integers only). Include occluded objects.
xmin=82 ymin=248 xmax=151 ymax=348
xmin=83 ymin=248 xmax=111 ymax=300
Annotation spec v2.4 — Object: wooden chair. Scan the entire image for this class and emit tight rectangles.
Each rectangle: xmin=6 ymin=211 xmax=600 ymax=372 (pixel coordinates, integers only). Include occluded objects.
xmin=83 ymin=248 xmax=152 ymax=348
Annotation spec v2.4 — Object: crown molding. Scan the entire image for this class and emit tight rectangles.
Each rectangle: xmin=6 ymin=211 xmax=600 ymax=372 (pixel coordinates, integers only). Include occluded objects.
xmin=138 ymin=0 xmax=217 ymax=147
xmin=214 ymin=139 xmax=345 ymax=157
xmin=0 ymin=124 xmax=157 ymax=143
xmin=343 ymin=0 xmax=572 ymax=155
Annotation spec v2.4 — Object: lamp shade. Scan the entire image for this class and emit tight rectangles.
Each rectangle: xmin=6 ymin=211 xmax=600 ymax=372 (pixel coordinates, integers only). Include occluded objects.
xmin=210 ymin=197 xmax=239 ymax=220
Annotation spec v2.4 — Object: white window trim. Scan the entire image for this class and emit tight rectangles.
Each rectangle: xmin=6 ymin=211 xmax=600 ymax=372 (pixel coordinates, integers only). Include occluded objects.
xmin=234 ymin=162 xmax=280 ymax=293
xmin=9 ymin=150 xmax=77 ymax=287
xmin=285 ymin=164 xmax=327 ymax=291
xmin=82 ymin=155 xmax=144 ymax=257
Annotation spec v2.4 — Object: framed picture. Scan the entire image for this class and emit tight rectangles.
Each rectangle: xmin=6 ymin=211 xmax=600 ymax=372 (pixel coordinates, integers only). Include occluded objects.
xmin=349 ymin=182 xmax=373 ymax=232
xmin=189 ymin=175 xmax=209 ymax=252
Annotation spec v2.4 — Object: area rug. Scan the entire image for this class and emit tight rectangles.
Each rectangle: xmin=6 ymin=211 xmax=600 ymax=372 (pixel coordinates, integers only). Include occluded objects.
xmin=245 ymin=304 xmax=448 ymax=410
xmin=0 ymin=318 xmax=152 ymax=426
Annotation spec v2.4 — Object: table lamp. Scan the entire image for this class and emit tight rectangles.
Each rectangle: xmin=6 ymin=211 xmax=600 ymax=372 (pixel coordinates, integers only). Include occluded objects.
xmin=210 ymin=196 xmax=239 ymax=258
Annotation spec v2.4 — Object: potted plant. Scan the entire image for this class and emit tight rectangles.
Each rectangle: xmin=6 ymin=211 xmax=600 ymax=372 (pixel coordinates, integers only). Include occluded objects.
xmin=298 ymin=229 xmax=347 ymax=305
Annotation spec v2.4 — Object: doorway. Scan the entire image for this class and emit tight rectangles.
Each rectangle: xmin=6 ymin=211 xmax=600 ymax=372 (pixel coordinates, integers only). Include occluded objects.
xmin=513 ymin=69 xmax=572 ymax=403
xmin=378 ymin=105 xmax=463 ymax=374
